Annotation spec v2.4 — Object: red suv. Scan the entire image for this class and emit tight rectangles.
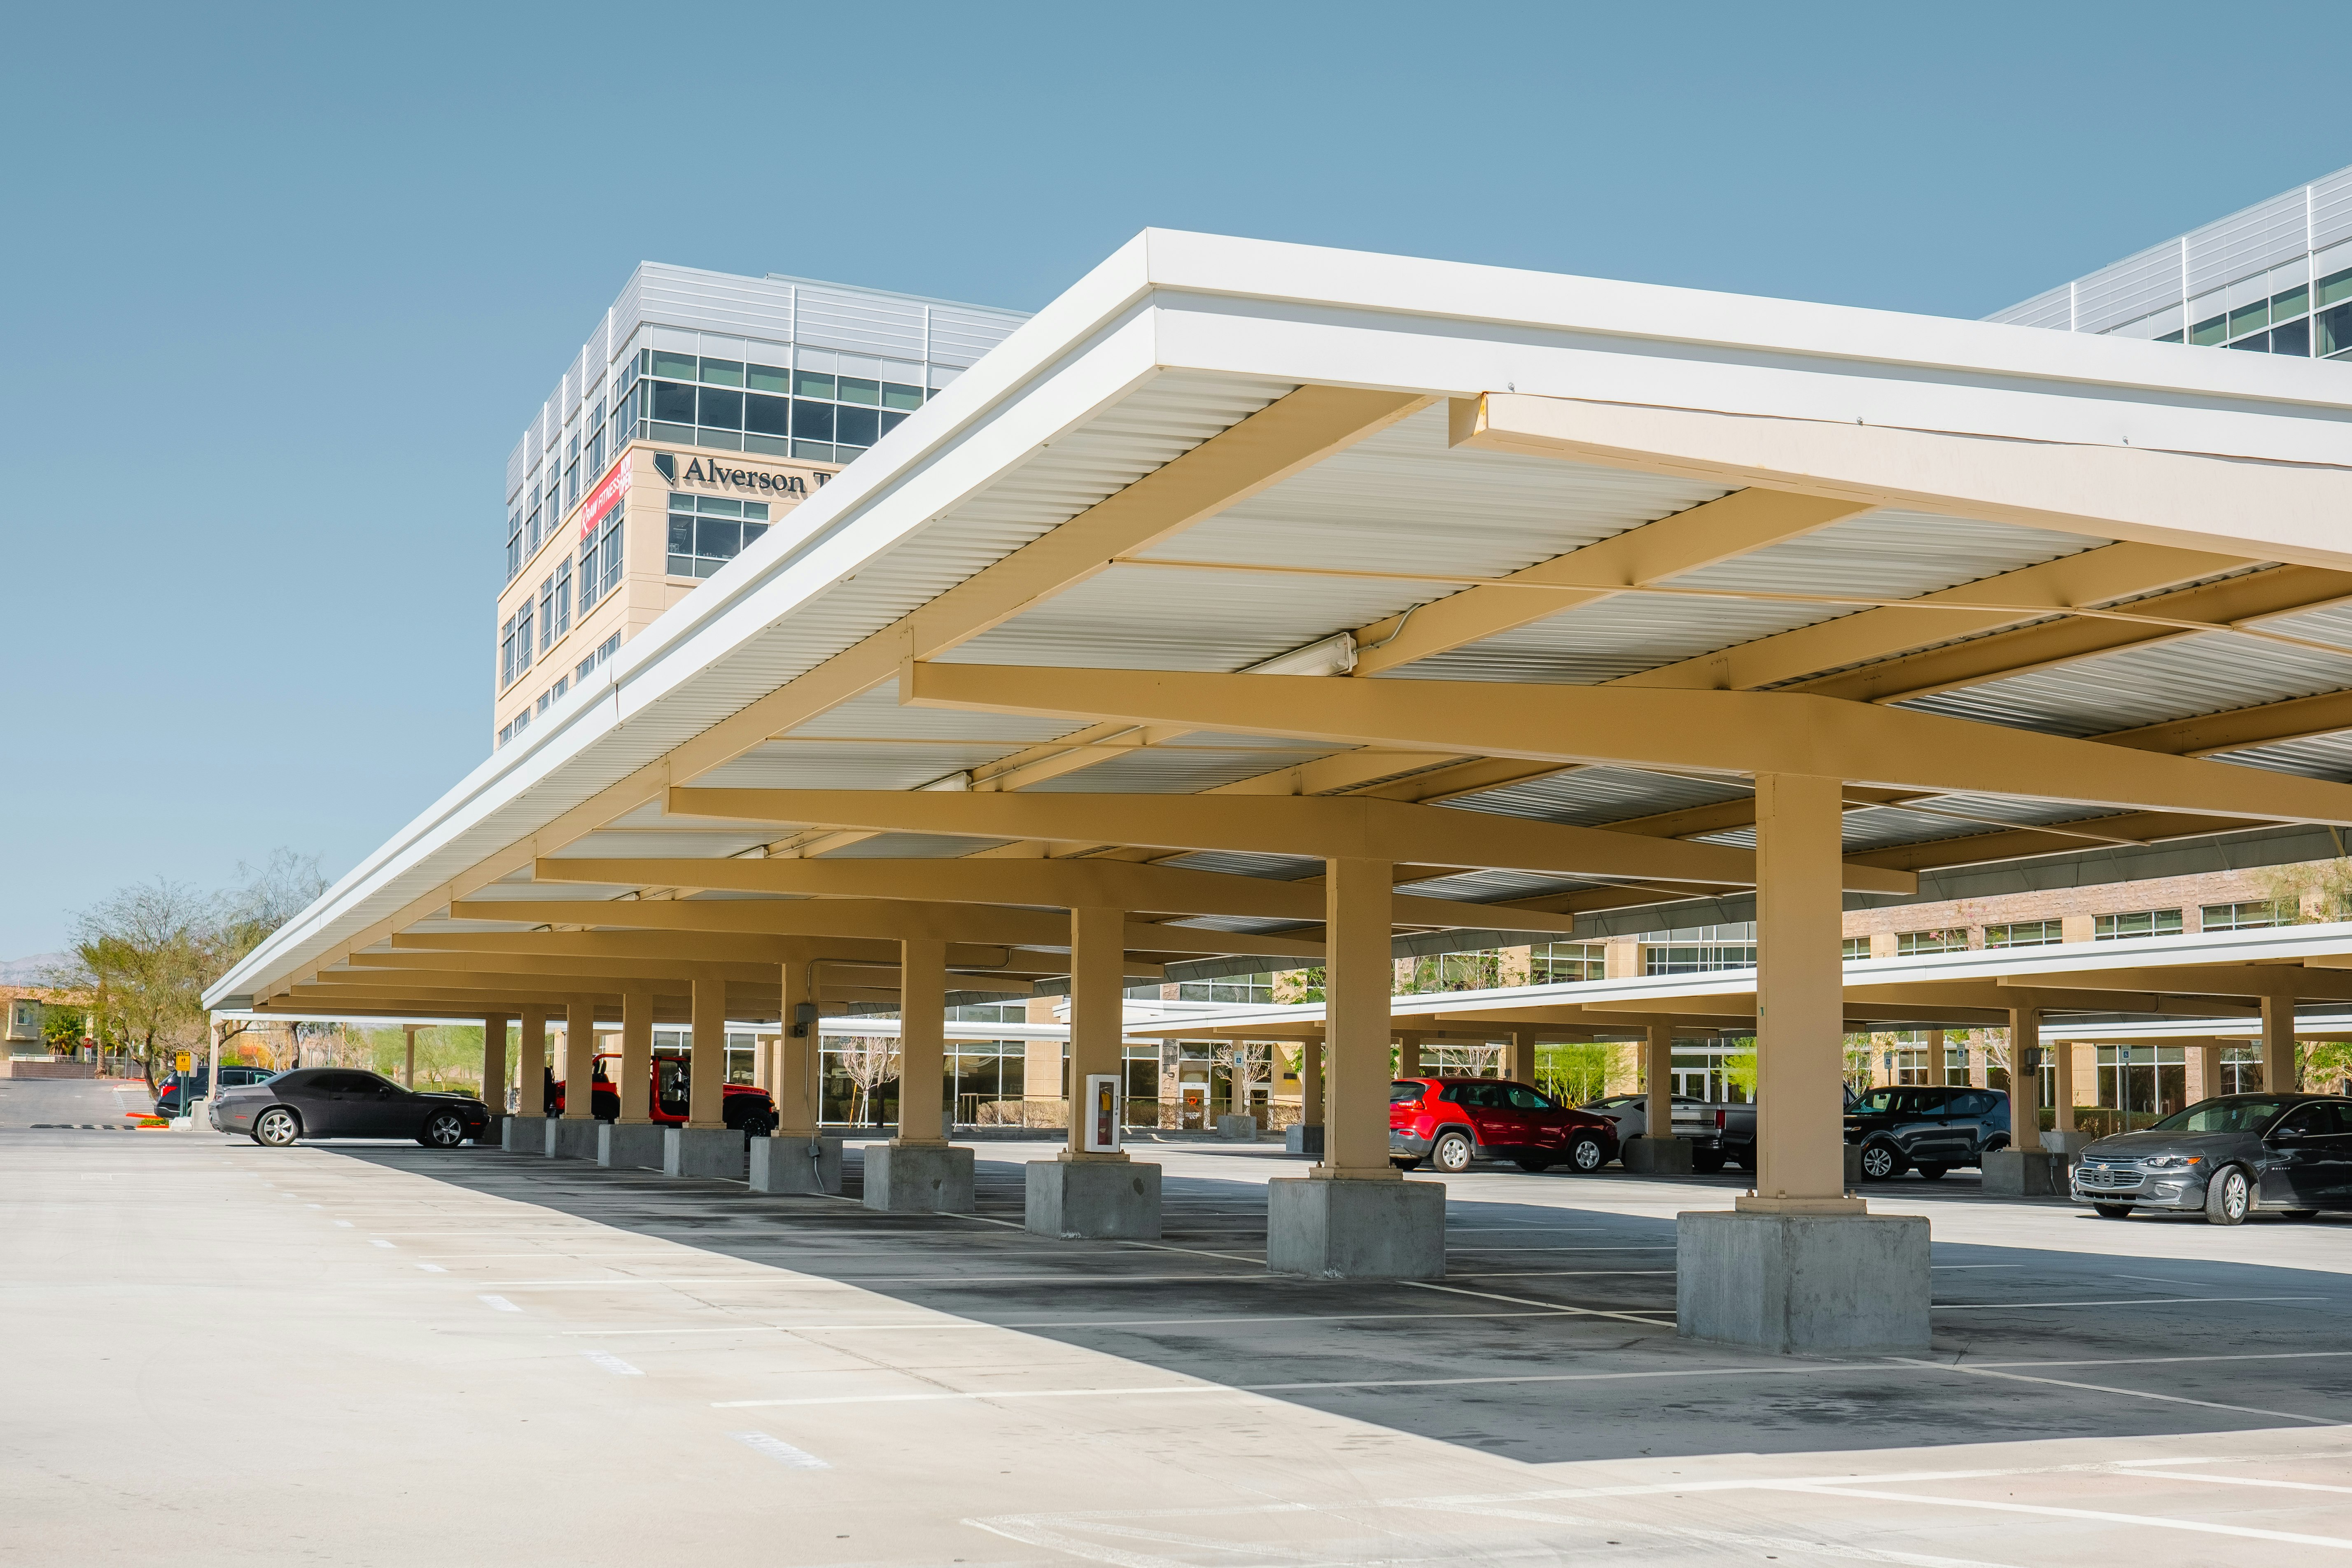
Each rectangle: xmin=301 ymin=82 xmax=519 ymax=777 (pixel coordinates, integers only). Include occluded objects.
xmin=1391 ymin=1077 xmax=1617 ymax=1174
xmin=548 ymin=1054 xmax=776 ymax=1135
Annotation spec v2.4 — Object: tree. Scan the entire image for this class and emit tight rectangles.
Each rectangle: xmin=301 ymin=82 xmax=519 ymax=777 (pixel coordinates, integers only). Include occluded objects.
xmin=1538 ymin=1042 xmax=1615 ymax=1105
xmin=836 ymin=1035 xmax=901 ymax=1127
xmin=40 ymin=1005 xmax=86 ymax=1051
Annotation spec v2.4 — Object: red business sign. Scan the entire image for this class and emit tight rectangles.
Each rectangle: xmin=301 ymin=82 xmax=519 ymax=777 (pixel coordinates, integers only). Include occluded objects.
xmin=577 ymin=454 xmax=634 ymax=538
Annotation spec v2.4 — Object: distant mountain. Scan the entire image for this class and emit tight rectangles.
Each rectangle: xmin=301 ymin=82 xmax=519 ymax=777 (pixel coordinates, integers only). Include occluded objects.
xmin=0 ymin=953 xmax=67 ymax=987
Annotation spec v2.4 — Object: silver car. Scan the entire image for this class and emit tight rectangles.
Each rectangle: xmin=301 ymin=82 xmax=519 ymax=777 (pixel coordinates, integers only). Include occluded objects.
xmin=2071 ymin=1094 xmax=2352 ymax=1225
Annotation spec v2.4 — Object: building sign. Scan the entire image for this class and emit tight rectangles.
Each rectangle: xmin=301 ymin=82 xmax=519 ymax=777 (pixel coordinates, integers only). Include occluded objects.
xmin=652 ymin=450 xmax=823 ymax=501
xmin=576 ymin=452 xmax=634 ymax=539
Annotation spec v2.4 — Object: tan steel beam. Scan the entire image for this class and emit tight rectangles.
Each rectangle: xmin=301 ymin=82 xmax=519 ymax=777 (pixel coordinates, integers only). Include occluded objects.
xmin=446 ymin=897 xmax=1327 ymax=958
xmin=1995 ymin=964 xmax=2352 ymax=1000
xmin=665 ymin=787 xmax=1913 ymax=894
xmin=900 ymin=663 xmax=2352 ymax=825
xmin=1450 ymin=392 xmax=2352 ymax=572
xmin=532 ymin=855 xmax=1586 ymax=931
xmin=2095 ymin=687 xmax=2352 ymax=758
xmin=1844 ymin=981 xmax=2261 ymax=1015
xmin=385 ymin=929 xmax=1138 ymax=975
xmin=238 ymin=385 xmax=1427 ymax=1005
xmin=1348 ymin=488 xmax=1868 ymax=677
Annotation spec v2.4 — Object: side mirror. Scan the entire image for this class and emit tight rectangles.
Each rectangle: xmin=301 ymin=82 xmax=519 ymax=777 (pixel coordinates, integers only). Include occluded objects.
xmin=2271 ymin=1125 xmax=2303 ymax=1141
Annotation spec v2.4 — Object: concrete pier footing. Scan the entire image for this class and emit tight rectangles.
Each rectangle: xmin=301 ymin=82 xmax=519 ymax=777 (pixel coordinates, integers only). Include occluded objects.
xmin=1215 ymin=1114 xmax=1258 ymax=1141
xmin=1623 ymin=1136 xmax=1692 ymax=1174
xmin=1284 ymin=1124 xmax=1324 ymax=1155
xmin=750 ymin=1135 xmax=842 ymax=1195
xmin=501 ymin=1116 xmax=546 ymax=1153
xmin=663 ymin=1126 xmax=747 ymax=1180
xmin=1676 ymin=1209 xmax=1931 ymax=1354
xmin=863 ymin=1143 xmax=974 ymax=1212
xmin=1266 ymin=1176 xmax=1445 ymax=1279
xmin=547 ymin=1119 xmax=599 ymax=1159
xmin=597 ymin=1122 xmax=667 ymax=1171
xmin=1024 ymin=1158 xmax=1162 ymax=1239
xmin=1982 ymin=1148 xmax=2065 ymax=1196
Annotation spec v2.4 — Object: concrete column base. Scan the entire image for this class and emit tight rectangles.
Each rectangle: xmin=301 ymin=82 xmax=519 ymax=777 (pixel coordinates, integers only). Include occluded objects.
xmin=1215 ymin=1114 xmax=1258 ymax=1141
xmin=547 ymin=1118 xmax=600 ymax=1158
xmin=597 ymin=1122 xmax=667 ymax=1171
xmin=1267 ymin=1176 xmax=1445 ymax=1279
xmin=501 ymin=1116 xmax=546 ymax=1153
xmin=1981 ymin=1148 xmax=2064 ymax=1196
xmin=864 ymin=1142 xmax=975 ymax=1212
xmin=1677 ymin=1209 xmax=1930 ymax=1354
xmin=1284 ymin=1124 xmax=1325 ymax=1155
xmin=750 ymin=1135 xmax=842 ymax=1195
xmin=1624 ymin=1136 xmax=1693 ymax=1174
xmin=480 ymin=1114 xmax=508 ymax=1147
xmin=663 ymin=1126 xmax=747 ymax=1180
xmin=1025 ymin=1158 xmax=1162 ymax=1239
xmin=2040 ymin=1129 xmax=2094 ymax=1161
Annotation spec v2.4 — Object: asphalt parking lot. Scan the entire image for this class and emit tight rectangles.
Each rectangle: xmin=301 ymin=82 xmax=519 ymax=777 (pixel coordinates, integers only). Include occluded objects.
xmin=5 ymin=1104 xmax=2350 ymax=1566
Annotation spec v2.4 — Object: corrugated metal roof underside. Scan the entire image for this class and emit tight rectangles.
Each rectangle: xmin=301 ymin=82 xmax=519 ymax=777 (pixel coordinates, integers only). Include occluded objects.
xmin=1136 ymin=403 xmax=1733 ymax=576
xmin=2205 ymin=732 xmax=2352 ymax=781
xmin=1899 ymin=631 xmax=2352 ymax=739
xmin=1440 ymin=767 xmax=1751 ymax=826
xmin=1017 ymin=737 xmax=1346 ymax=794
xmin=1655 ymin=510 xmax=2107 ymax=599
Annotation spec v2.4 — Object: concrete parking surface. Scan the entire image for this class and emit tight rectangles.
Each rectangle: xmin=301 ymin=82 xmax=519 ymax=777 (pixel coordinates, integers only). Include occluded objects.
xmin=5 ymin=1120 xmax=2350 ymax=1566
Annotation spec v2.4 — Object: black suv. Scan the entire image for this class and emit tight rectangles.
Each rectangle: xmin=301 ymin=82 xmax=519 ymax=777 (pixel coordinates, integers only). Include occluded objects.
xmin=1845 ymin=1084 xmax=2014 ymax=1180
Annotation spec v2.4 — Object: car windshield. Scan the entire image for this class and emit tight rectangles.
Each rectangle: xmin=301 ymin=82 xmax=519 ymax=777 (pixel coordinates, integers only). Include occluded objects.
xmin=2151 ymin=1097 xmax=2289 ymax=1134
xmin=1852 ymin=1088 xmax=1904 ymax=1113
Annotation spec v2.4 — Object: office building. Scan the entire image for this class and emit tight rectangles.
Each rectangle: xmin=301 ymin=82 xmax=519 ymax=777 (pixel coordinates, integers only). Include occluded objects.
xmin=494 ymin=265 xmax=1027 ymax=746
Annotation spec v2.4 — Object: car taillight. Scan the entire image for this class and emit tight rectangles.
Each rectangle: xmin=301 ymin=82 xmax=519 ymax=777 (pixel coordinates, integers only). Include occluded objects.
xmin=1715 ymin=1110 xmax=1726 ymax=1130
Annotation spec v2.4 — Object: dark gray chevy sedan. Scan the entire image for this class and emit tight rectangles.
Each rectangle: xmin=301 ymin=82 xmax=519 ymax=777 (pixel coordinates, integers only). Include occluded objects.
xmin=2072 ymin=1094 xmax=2352 ymax=1224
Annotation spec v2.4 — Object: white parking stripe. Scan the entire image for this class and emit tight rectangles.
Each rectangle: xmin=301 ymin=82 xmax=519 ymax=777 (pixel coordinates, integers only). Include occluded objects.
xmin=370 ymin=1239 xmax=394 ymax=1248
xmin=477 ymin=1295 xmax=521 ymax=1313
xmin=1890 ymin=1356 xmax=2335 ymax=1425
xmin=581 ymin=1352 xmax=643 ymax=1376
xmin=731 ymin=1431 xmax=828 ymax=1470
xmin=1771 ymin=1482 xmax=2352 ymax=1550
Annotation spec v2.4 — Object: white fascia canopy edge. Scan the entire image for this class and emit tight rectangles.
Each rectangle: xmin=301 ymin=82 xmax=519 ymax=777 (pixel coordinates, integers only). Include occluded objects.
xmin=206 ymin=230 xmax=2352 ymax=1010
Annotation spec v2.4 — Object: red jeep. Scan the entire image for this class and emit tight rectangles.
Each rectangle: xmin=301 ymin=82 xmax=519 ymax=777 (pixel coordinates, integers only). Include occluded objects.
xmin=548 ymin=1052 xmax=777 ymax=1135
xmin=1390 ymin=1076 xmax=1617 ymax=1174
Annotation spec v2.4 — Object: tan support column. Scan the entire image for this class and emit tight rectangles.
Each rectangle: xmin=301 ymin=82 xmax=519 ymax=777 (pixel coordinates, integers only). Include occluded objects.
xmin=516 ymin=1007 xmax=546 ymax=1116
xmin=2192 ymin=1037 xmax=2223 ymax=1101
xmin=1743 ymin=774 xmax=1857 ymax=1211
xmin=402 ymin=1024 xmax=419 ymax=1090
xmin=897 ymin=938 xmax=947 ymax=1146
xmin=1929 ymin=1029 xmax=1952 ymax=1085
xmin=564 ymin=1000 xmax=596 ymax=1119
xmin=774 ymin=951 xmax=817 ymax=1138
xmin=687 ymin=974 xmax=726 ymax=1129
xmin=1396 ymin=1030 xmax=1426 ymax=1077
xmin=2007 ymin=1008 xmax=2040 ymax=1153
xmin=1643 ymin=1022 xmax=1674 ymax=1140
xmin=2050 ymin=1033 xmax=2077 ymax=1133
xmin=2261 ymin=993 xmax=2296 ymax=1093
xmin=1318 ymin=857 xmax=1399 ymax=1181
xmin=481 ymin=1013 xmax=509 ymax=1112
xmin=618 ymin=989 xmax=653 ymax=1123
xmin=1065 ymin=906 xmax=1127 ymax=1161
xmin=1299 ymin=1035 xmax=1323 ymax=1125
xmin=1505 ymin=1029 xmax=1535 ymax=1086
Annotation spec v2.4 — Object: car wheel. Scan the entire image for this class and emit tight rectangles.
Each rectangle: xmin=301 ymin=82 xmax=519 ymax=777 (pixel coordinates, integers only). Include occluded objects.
xmin=2093 ymin=1203 xmax=2133 ymax=1219
xmin=1915 ymin=1163 xmax=1948 ymax=1181
xmin=1513 ymin=1157 xmax=1554 ymax=1174
xmin=1859 ymin=1141 xmax=1905 ymax=1181
xmin=2204 ymin=1164 xmax=2251 ymax=1226
xmin=1566 ymin=1133 xmax=1605 ymax=1173
xmin=739 ymin=1114 xmax=775 ymax=1139
xmin=1391 ymin=1156 xmax=1422 ymax=1171
xmin=1431 ymin=1131 xmax=1475 ymax=1174
xmin=418 ymin=1109 xmax=468 ymax=1148
xmin=252 ymin=1107 xmax=300 ymax=1148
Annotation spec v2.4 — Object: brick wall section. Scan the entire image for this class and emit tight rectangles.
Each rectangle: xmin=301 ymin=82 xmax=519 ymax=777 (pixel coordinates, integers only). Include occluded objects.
xmin=1842 ymin=863 xmax=2311 ymax=947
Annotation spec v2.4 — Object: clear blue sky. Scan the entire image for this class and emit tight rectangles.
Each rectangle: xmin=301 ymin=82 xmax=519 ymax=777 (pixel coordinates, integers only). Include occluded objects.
xmin=1 ymin=0 xmax=2340 ymax=957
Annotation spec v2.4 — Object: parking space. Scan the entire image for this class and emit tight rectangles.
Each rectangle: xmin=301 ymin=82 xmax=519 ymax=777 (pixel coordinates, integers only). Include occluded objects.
xmin=7 ymin=1127 xmax=2351 ymax=1565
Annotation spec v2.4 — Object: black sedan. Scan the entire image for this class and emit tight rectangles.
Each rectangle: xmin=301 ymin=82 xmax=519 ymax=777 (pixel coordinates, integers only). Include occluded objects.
xmin=213 ymin=1068 xmax=492 ymax=1148
xmin=2072 ymin=1093 xmax=2352 ymax=1224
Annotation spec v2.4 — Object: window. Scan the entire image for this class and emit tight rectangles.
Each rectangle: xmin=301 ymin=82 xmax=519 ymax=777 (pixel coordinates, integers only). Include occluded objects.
xmin=747 ymin=362 xmax=789 ymax=393
xmin=666 ymin=492 xmax=769 ymax=577
xmin=499 ymin=614 xmax=518 ymax=689
xmin=1530 ymin=942 xmax=1605 ymax=983
xmin=699 ymin=356 xmax=744 ymax=387
xmin=835 ymin=405 xmax=880 ymax=449
xmin=2273 ymin=317 xmax=2312 ymax=357
xmin=1895 ymin=928 xmax=1967 ymax=955
xmin=505 ymin=506 xmax=523 ymax=583
xmin=2203 ymin=899 xmax=2294 ymax=933
xmin=649 ymin=380 xmax=695 ymax=424
xmin=2189 ymin=313 xmax=2228 ymax=347
xmin=514 ymin=595 xmax=534 ymax=671
xmin=745 ymin=392 xmax=791 ymax=436
xmin=2095 ymin=909 xmax=2182 ymax=940
xmin=1842 ymin=937 xmax=1871 ymax=961
xmin=497 ymin=721 xmax=512 ymax=748
xmin=535 ymin=576 xmax=553 ymax=653
xmin=578 ymin=505 xmax=623 ymax=616
xmin=698 ymin=387 xmax=743 ymax=430
xmin=1985 ymin=919 xmax=2063 ymax=949
xmin=1174 ymin=973 xmax=1273 ymax=1003
xmin=552 ymin=559 xmax=572 ymax=639
xmin=2321 ymin=303 xmax=2352 ymax=358
xmin=883 ymin=381 xmax=924 ymax=411
xmin=1644 ymin=944 xmax=1756 ymax=975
